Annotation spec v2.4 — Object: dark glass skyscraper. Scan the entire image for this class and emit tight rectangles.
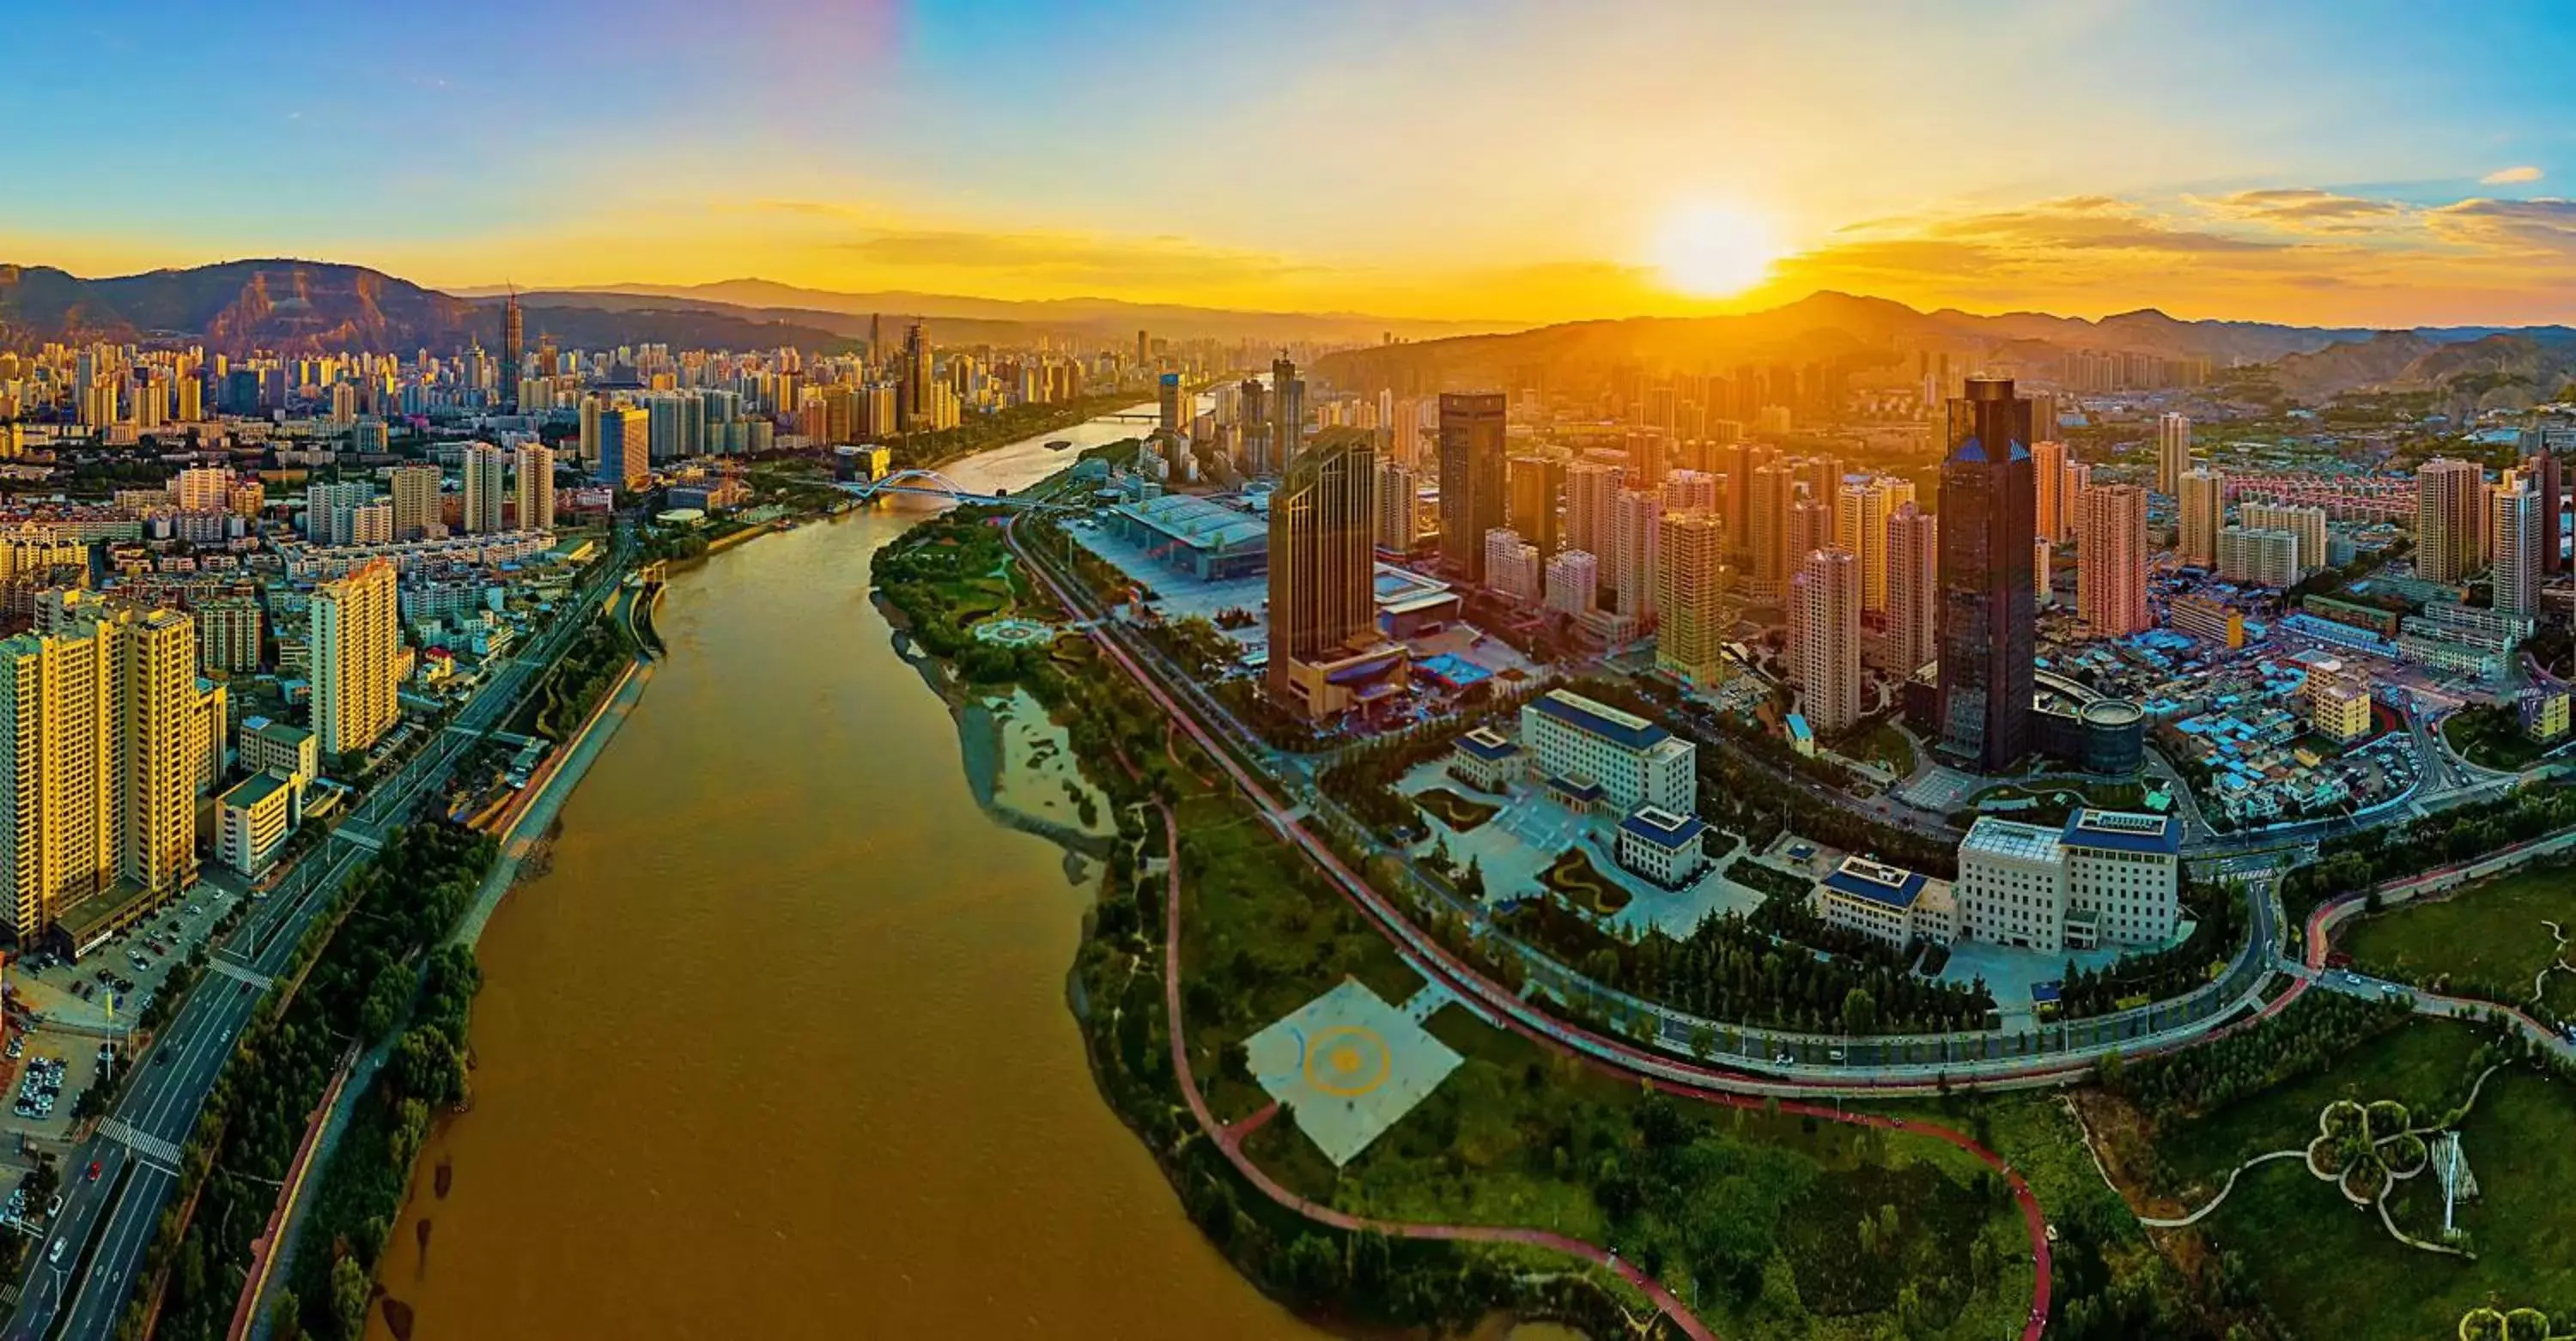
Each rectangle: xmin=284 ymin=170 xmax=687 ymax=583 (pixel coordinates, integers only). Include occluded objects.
xmin=1267 ymin=428 xmax=1378 ymax=708
xmin=1935 ymin=376 xmax=2037 ymax=774
xmin=1437 ymin=391 xmax=1508 ymax=581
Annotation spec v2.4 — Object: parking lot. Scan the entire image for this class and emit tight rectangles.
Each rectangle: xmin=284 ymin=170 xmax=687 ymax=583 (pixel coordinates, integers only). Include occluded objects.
xmin=5 ymin=883 xmax=240 ymax=1036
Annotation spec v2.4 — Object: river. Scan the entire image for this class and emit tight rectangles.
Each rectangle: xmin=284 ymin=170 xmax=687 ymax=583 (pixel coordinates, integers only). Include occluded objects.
xmin=364 ymin=410 xmax=1327 ymax=1339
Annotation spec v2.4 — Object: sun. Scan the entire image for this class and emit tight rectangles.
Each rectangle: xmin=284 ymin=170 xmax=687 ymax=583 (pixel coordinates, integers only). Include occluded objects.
xmin=1650 ymin=200 xmax=1782 ymax=298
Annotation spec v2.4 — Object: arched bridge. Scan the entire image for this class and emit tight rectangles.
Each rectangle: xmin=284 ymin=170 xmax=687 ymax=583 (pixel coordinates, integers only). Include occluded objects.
xmin=838 ymin=468 xmax=1077 ymax=509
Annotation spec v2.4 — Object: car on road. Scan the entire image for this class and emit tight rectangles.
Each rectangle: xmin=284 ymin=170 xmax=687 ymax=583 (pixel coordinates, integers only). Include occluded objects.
xmin=48 ymin=1236 xmax=66 ymax=1265
xmin=84 ymin=1161 xmax=99 ymax=1182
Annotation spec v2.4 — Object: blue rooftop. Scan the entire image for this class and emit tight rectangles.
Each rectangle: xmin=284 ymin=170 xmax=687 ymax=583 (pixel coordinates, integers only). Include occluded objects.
xmin=1619 ymin=807 xmax=1707 ymax=847
xmin=1821 ymin=859 xmax=1928 ymax=910
xmin=2060 ymin=809 xmax=2181 ymax=856
xmin=1530 ymin=691 xmax=1671 ymax=751
xmin=1454 ymin=728 xmax=1519 ymax=762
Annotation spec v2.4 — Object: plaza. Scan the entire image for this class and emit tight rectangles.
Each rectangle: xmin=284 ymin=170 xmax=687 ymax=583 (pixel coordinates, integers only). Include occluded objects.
xmin=1244 ymin=978 xmax=1464 ymax=1167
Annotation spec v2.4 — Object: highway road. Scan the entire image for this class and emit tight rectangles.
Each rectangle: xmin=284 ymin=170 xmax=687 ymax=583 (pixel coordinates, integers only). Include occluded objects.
xmin=5 ymin=527 xmax=633 ymax=1341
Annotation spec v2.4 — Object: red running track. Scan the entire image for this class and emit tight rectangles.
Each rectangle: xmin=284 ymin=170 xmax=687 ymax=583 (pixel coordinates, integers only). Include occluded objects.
xmin=1013 ymin=519 xmax=2056 ymax=1338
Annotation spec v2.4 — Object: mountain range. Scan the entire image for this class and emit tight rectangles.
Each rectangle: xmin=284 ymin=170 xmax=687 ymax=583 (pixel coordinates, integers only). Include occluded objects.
xmin=9 ymin=258 xmax=2576 ymax=406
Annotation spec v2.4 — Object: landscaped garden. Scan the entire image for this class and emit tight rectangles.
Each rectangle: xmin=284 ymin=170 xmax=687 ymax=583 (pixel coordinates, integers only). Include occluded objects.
xmin=2340 ymin=865 xmax=2576 ymax=1015
xmin=1414 ymin=786 xmax=1501 ymax=833
xmin=1538 ymin=846 xmax=1627 ymax=915
xmin=2443 ymin=701 xmax=2566 ymax=772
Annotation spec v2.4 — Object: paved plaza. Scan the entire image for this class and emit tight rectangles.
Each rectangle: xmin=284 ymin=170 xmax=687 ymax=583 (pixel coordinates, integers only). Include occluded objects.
xmin=1246 ymin=978 xmax=1464 ymax=1167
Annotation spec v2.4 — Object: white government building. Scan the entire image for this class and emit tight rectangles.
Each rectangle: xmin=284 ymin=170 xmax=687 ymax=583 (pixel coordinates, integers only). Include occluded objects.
xmin=1955 ymin=809 xmax=2184 ymax=955
xmin=1516 ymin=689 xmax=1696 ymax=816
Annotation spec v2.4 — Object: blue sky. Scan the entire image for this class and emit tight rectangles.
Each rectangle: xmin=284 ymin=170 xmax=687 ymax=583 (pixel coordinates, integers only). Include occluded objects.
xmin=10 ymin=0 xmax=2576 ymax=323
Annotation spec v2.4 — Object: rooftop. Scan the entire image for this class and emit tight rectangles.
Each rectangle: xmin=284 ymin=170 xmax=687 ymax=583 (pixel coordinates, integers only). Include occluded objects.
xmin=1962 ymin=816 xmax=2065 ymax=865
xmin=1618 ymin=805 xmax=1707 ymax=847
xmin=1455 ymin=726 xmax=1519 ymax=761
xmin=219 ymin=770 xmax=294 ymax=809
xmin=1529 ymin=689 xmax=1672 ymax=752
xmin=1820 ymin=855 xmax=1929 ymax=910
xmin=2061 ymin=808 xmax=2181 ymax=856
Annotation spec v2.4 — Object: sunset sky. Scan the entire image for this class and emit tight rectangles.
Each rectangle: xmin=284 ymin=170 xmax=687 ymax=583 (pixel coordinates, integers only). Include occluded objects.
xmin=14 ymin=0 xmax=2576 ymax=327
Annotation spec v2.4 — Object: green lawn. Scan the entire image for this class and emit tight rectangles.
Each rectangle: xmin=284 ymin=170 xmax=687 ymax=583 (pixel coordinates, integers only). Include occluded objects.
xmin=2202 ymin=1068 xmax=2576 ymax=1340
xmin=1413 ymin=786 xmax=1501 ymax=833
xmin=2341 ymin=866 xmax=2576 ymax=1004
xmin=2443 ymin=703 xmax=2561 ymax=772
xmin=2156 ymin=1016 xmax=2491 ymax=1192
xmin=1835 ymin=719 xmax=1919 ymax=778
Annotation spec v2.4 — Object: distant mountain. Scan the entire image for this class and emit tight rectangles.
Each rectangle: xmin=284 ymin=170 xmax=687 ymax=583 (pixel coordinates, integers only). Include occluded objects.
xmin=1309 ymin=290 xmax=2543 ymax=402
xmin=465 ymin=277 xmax=1512 ymax=344
xmin=2270 ymin=332 xmax=2445 ymax=400
xmin=0 ymin=260 xmax=483 ymax=355
xmin=0 ymin=260 xmax=866 ymax=356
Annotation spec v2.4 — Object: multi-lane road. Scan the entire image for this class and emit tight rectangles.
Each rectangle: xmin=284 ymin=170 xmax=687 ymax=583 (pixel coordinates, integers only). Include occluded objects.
xmin=5 ymin=528 xmax=632 ymax=1341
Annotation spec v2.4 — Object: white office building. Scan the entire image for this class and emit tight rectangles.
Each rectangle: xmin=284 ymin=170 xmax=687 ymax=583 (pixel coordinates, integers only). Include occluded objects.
xmin=1518 ymin=689 xmax=1695 ymax=816
xmin=1955 ymin=809 xmax=2181 ymax=955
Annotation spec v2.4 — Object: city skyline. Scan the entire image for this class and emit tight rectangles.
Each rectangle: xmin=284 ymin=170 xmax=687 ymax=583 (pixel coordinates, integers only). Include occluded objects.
xmin=14 ymin=2 xmax=2576 ymax=326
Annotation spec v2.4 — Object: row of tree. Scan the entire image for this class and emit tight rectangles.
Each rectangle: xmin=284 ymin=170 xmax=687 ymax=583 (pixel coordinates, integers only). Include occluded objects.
xmin=2281 ymin=784 xmax=2576 ymax=923
xmin=2107 ymin=991 xmax=2413 ymax=1130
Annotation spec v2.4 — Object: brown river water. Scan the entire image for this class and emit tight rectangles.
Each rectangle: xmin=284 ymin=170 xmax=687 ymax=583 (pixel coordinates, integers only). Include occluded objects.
xmin=363 ymin=446 xmax=1329 ymax=1338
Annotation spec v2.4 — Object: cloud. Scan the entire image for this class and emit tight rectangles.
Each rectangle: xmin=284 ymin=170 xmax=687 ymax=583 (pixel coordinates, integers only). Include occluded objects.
xmin=2198 ymin=189 xmax=2404 ymax=230
xmin=2425 ymin=197 xmax=2576 ymax=254
xmin=2482 ymin=166 xmax=2543 ymax=185
xmin=1924 ymin=199 xmax=2286 ymax=254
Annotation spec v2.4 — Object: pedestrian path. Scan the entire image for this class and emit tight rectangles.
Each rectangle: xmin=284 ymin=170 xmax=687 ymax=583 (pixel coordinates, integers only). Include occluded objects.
xmin=98 ymin=1119 xmax=180 ymax=1168
xmin=1400 ymin=980 xmax=1455 ymax=1023
xmin=207 ymin=960 xmax=272 ymax=992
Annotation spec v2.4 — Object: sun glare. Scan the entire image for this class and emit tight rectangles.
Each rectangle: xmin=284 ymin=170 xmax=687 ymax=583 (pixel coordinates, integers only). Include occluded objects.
xmin=1651 ymin=200 xmax=1781 ymax=298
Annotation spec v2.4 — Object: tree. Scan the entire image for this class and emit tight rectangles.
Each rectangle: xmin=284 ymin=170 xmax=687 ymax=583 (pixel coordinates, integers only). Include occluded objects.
xmin=1841 ymin=986 xmax=1878 ymax=1035
xmin=331 ymin=1256 xmax=372 ymax=1340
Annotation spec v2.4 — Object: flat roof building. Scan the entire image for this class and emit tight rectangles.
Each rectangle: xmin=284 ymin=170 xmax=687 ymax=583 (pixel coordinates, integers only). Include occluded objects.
xmin=1519 ymin=689 xmax=1695 ymax=817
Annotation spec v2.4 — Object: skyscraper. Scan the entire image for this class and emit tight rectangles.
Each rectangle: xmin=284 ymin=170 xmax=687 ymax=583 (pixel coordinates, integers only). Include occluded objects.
xmin=312 ymin=560 xmax=400 ymax=761
xmin=2156 ymin=413 xmax=2192 ymax=496
xmin=1834 ymin=476 xmax=1895 ymax=610
xmin=1935 ymin=376 xmax=2037 ymax=774
xmin=1655 ymin=511 xmax=1728 ymax=687
xmin=1792 ymin=548 xmax=1862 ymax=735
xmin=1885 ymin=504 xmax=1939 ymax=675
xmin=2076 ymin=484 xmax=2151 ymax=637
xmin=901 ymin=322 xmax=934 ymax=432
xmin=1612 ymin=488 xmax=1663 ymax=622
xmin=2530 ymin=447 xmax=2564 ymax=576
xmin=501 ymin=291 xmax=524 ymax=413
xmin=517 ymin=443 xmax=556 ymax=533
xmin=462 ymin=443 xmax=509 ymax=534
xmin=1157 ymin=372 xmax=1185 ymax=436
xmin=1748 ymin=461 xmax=1795 ymax=598
xmin=1565 ymin=459 xmax=1622 ymax=560
xmin=2415 ymin=458 xmax=2487 ymax=585
xmin=388 ymin=464 xmax=440 ymax=541
xmin=1437 ymin=392 xmax=1509 ymax=581
xmin=2178 ymin=469 xmax=2226 ymax=568
xmin=2032 ymin=440 xmax=2067 ymax=543
xmin=2239 ymin=501 xmax=2327 ymax=575
xmin=597 ymin=406 xmax=650 ymax=489
xmin=1269 ymin=355 xmax=1305 ymax=468
xmin=1505 ymin=454 xmax=1564 ymax=556
xmin=1266 ymin=430 xmax=1378 ymax=712
xmin=2493 ymin=481 xmax=2542 ymax=617
xmin=1375 ymin=459 xmax=1416 ymax=552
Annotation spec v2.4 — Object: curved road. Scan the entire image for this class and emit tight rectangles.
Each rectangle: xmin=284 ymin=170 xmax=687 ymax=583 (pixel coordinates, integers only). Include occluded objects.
xmin=1019 ymin=522 xmax=2057 ymax=1338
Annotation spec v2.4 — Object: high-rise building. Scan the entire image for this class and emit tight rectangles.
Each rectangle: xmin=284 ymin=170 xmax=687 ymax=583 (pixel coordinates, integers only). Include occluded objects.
xmin=2156 ymin=413 xmax=2192 ymax=496
xmin=1787 ymin=497 xmax=1831 ymax=573
xmin=1565 ymin=459 xmax=1622 ymax=559
xmin=388 ymin=464 xmax=440 ymax=541
xmin=2076 ymin=484 xmax=2151 ymax=636
xmin=1484 ymin=528 xmax=1541 ymax=603
xmin=1748 ymin=461 xmax=1795 ymax=598
xmin=1375 ymin=459 xmax=1416 ymax=552
xmin=2060 ymin=458 xmax=2091 ymax=540
xmin=1266 ymin=430 xmax=1378 ymax=712
xmin=1270 ymin=355 xmax=1305 ymax=467
xmin=2178 ymin=468 xmax=2226 ymax=568
xmin=2493 ymin=481 xmax=2543 ymax=618
xmin=0 ymin=604 xmax=208 ymax=941
xmin=1935 ymin=377 xmax=2037 ymax=774
xmin=1437 ymin=392 xmax=1509 ymax=582
xmin=198 ymin=597 xmax=263 ymax=674
xmin=311 ymin=560 xmax=400 ymax=762
xmin=1157 ymin=372 xmax=1185 ymax=436
xmin=2415 ymin=458 xmax=2487 ymax=585
xmin=1546 ymin=550 xmax=1598 ymax=617
xmin=173 ymin=466 xmax=231 ymax=513
xmin=1505 ymin=454 xmax=1564 ymax=556
xmin=2032 ymin=440 xmax=2067 ymax=543
xmin=1613 ymin=489 xmax=1663 ymax=622
xmin=1655 ymin=511 xmax=1728 ymax=687
xmin=900 ymin=323 xmax=935 ymax=432
xmin=1885 ymin=504 xmax=1938 ymax=675
xmin=2239 ymin=501 xmax=2328 ymax=575
xmin=462 ymin=443 xmax=509 ymax=535
xmin=1834 ymin=476 xmax=1896 ymax=610
xmin=2530 ymin=447 xmax=2564 ymax=576
xmin=501 ymin=292 xmax=525 ymax=413
xmin=2217 ymin=526 xmax=2300 ymax=587
xmin=597 ymin=406 xmax=650 ymax=488
xmin=1661 ymin=469 xmax=1718 ymax=516
xmin=1792 ymin=547 xmax=1862 ymax=735
xmin=517 ymin=443 xmax=556 ymax=532
xmin=304 ymin=480 xmax=376 ymax=547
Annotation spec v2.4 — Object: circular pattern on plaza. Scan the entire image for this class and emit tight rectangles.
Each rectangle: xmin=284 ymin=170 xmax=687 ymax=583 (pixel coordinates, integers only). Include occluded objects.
xmin=971 ymin=616 xmax=1057 ymax=648
xmin=1303 ymin=1025 xmax=1394 ymax=1097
